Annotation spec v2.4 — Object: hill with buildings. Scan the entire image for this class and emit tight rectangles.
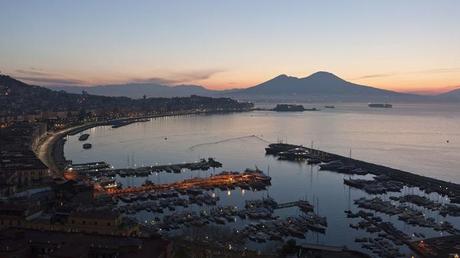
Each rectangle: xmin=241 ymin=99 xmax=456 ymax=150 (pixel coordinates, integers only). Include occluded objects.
xmin=0 ymin=75 xmax=253 ymax=122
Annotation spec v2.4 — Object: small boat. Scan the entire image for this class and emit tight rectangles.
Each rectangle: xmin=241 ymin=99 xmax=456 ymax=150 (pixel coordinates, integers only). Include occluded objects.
xmin=83 ymin=143 xmax=92 ymax=149
xmin=78 ymin=133 xmax=90 ymax=141
xmin=324 ymin=105 xmax=335 ymax=109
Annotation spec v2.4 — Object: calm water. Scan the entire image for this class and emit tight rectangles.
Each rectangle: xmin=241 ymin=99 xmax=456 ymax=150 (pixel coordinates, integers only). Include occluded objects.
xmin=64 ymin=102 xmax=460 ymax=255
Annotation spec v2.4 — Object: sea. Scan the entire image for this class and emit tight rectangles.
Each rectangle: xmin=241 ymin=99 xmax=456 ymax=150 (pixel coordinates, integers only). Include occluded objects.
xmin=64 ymin=102 xmax=460 ymax=256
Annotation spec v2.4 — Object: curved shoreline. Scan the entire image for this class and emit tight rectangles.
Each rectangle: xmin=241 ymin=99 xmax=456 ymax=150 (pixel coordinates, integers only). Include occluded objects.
xmin=36 ymin=122 xmax=98 ymax=175
xmin=35 ymin=110 xmax=251 ymax=176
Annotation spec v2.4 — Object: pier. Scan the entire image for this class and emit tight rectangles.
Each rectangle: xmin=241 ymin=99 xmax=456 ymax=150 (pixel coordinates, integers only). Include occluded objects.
xmin=276 ymin=201 xmax=302 ymax=209
xmin=265 ymin=143 xmax=460 ymax=203
xmin=66 ymin=158 xmax=222 ymax=178
xmin=275 ymin=200 xmax=313 ymax=212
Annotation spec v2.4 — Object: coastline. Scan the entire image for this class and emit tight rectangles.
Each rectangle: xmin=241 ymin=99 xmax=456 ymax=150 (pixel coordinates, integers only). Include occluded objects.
xmin=35 ymin=109 xmax=252 ymax=176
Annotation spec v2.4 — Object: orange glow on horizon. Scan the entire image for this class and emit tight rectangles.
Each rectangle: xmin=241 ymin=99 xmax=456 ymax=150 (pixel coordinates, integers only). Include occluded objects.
xmin=12 ymin=69 xmax=460 ymax=95
xmin=199 ymin=75 xmax=460 ymax=95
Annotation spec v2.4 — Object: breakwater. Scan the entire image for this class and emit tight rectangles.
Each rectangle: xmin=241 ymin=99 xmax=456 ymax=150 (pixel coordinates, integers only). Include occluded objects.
xmin=265 ymin=143 xmax=460 ymax=203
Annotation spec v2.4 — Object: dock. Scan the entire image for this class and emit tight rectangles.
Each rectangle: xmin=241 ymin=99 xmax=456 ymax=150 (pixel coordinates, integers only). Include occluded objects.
xmin=66 ymin=158 xmax=222 ymax=177
xmin=275 ymin=200 xmax=313 ymax=212
xmin=265 ymin=143 xmax=460 ymax=203
xmin=276 ymin=201 xmax=301 ymax=209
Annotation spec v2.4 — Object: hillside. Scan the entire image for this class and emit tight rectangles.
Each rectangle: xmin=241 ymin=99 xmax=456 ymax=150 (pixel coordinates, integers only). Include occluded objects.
xmin=0 ymin=75 xmax=131 ymax=115
xmin=0 ymin=75 xmax=252 ymax=117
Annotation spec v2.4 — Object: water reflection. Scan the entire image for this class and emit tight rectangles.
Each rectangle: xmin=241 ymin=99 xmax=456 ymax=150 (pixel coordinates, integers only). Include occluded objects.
xmin=64 ymin=103 xmax=460 ymax=255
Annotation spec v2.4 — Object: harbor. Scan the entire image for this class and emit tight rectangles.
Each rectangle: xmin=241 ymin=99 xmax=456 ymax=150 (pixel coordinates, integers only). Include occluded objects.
xmin=265 ymin=142 xmax=460 ymax=257
xmin=60 ymin=111 xmax=460 ymax=257
xmin=265 ymin=143 xmax=460 ymax=203
xmin=114 ymin=190 xmax=327 ymax=248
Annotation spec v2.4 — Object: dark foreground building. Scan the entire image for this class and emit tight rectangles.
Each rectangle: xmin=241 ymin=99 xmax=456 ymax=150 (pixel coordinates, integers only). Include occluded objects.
xmin=0 ymin=228 xmax=172 ymax=258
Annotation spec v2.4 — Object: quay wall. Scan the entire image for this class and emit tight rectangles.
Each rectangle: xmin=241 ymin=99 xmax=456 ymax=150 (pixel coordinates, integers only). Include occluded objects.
xmin=269 ymin=143 xmax=460 ymax=200
xmin=306 ymin=146 xmax=460 ymax=199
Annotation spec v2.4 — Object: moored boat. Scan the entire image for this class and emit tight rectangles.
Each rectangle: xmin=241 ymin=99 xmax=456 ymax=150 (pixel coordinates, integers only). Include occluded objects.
xmin=83 ymin=143 xmax=92 ymax=149
xmin=78 ymin=133 xmax=90 ymax=141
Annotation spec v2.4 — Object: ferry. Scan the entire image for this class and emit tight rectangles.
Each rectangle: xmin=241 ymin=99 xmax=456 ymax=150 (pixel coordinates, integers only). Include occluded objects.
xmin=368 ymin=103 xmax=392 ymax=108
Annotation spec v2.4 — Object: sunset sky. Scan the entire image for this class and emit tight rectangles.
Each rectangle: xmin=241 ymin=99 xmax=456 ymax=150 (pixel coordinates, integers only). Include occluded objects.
xmin=1 ymin=0 xmax=459 ymax=94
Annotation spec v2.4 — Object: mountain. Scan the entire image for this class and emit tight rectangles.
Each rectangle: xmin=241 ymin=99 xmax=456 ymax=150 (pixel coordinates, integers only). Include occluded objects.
xmin=438 ymin=88 xmax=460 ymax=100
xmin=39 ymin=71 xmax=459 ymax=102
xmin=49 ymin=83 xmax=217 ymax=99
xmin=225 ymin=71 xmax=420 ymax=102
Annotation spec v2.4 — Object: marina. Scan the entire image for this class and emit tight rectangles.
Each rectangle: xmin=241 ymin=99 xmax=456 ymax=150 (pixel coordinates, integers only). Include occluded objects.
xmin=62 ymin=108 xmax=460 ymax=257
xmin=265 ymin=143 xmax=460 ymax=203
xmin=114 ymin=191 xmax=327 ymax=246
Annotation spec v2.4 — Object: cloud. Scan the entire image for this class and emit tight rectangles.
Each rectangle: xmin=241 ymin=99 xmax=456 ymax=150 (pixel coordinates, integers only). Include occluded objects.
xmin=15 ymin=69 xmax=56 ymax=77
xmin=128 ymin=69 xmax=223 ymax=85
xmin=353 ymin=73 xmax=395 ymax=80
xmin=353 ymin=68 xmax=460 ymax=80
xmin=128 ymin=77 xmax=178 ymax=85
xmin=16 ymin=76 xmax=85 ymax=85
xmin=418 ymin=68 xmax=460 ymax=74
xmin=12 ymin=68 xmax=223 ymax=86
xmin=13 ymin=68 xmax=86 ymax=85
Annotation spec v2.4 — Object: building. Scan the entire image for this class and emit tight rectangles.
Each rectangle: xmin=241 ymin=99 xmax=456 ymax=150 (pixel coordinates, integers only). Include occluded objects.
xmin=0 ymin=122 xmax=50 ymax=197
xmin=0 ymin=150 xmax=50 ymax=196
xmin=0 ymin=228 xmax=172 ymax=258
xmin=0 ymin=202 xmax=43 ymax=230
xmin=67 ymin=209 xmax=139 ymax=236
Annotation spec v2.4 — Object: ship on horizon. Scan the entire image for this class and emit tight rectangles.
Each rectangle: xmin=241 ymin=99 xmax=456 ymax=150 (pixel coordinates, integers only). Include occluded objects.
xmin=368 ymin=103 xmax=393 ymax=108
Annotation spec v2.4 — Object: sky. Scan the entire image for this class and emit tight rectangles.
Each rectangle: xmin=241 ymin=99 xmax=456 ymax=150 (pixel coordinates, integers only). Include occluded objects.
xmin=0 ymin=0 xmax=459 ymax=94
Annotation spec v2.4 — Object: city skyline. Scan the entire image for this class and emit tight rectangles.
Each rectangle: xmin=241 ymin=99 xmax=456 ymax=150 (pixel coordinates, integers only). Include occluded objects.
xmin=1 ymin=0 xmax=460 ymax=94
